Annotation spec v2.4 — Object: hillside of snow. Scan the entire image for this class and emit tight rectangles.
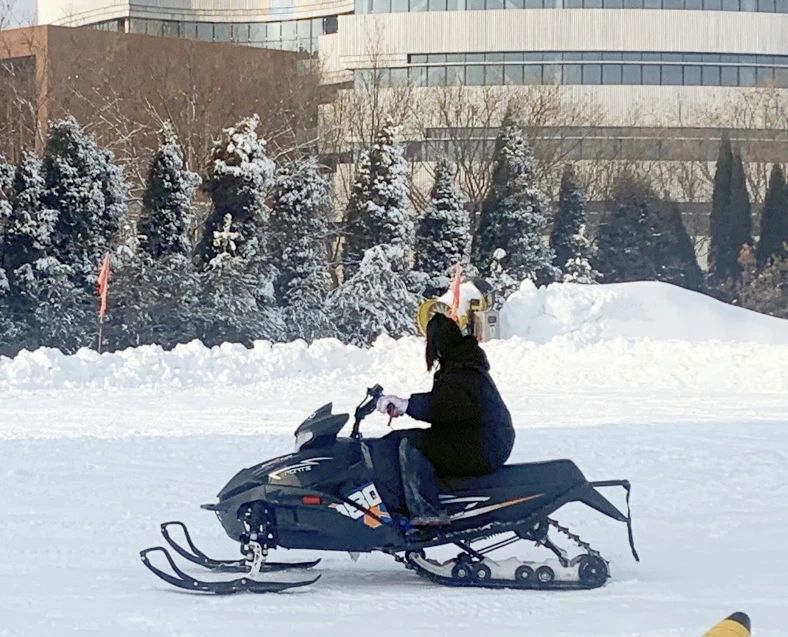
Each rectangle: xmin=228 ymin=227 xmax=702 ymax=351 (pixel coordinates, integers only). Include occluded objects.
xmin=1 ymin=281 xmax=787 ymax=636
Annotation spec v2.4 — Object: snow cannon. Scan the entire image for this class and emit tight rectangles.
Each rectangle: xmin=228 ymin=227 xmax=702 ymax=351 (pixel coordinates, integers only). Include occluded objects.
xmin=701 ymin=612 xmax=751 ymax=637
xmin=416 ymin=278 xmax=500 ymax=341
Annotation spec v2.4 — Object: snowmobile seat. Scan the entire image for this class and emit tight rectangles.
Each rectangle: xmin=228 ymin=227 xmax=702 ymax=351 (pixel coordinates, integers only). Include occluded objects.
xmin=439 ymin=460 xmax=585 ymax=493
xmin=439 ymin=459 xmax=629 ymax=523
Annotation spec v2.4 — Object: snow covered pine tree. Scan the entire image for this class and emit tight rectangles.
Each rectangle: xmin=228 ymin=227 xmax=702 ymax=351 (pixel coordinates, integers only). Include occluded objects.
xmin=549 ymin=164 xmax=598 ymax=284
xmin=326 ymin=245 xmax=418 ymax=347
xmin=269 ymin=157 xmax=335 ymax=341
xmin=342 ymin=120 xmax=413 ymax=277
xmin=413 ymin=159 xmax=471 ymax=298
xmin=197 ymin=115 xmax=283 ymax=345
xmin=472 ymin=111 xmax=557 ymax=299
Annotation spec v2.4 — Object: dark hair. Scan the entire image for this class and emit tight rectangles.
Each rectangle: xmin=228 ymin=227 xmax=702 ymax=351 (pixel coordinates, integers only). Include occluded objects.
xmin=425 ymin=313 xmax=464 ymax=371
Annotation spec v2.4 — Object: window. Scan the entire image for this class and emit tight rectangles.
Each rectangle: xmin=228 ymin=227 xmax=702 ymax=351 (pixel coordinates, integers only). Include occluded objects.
xmin=642 ymin=64 xmax=660 ymax=84
xmin=684 ymin=0 xmax=701 ymax=7
xmin=643 ymin=0 xmax=661 ymax=8
xmin=354 ymin=69 xmax=373 ymax=89
xmin=506 ymin=0 xmax=525 ymax=7
xmin=585 ymin=0 xmax=604 ymax=7
xmin=505 ymin=64 xmax=524 ymax=84
xmin=702 ymin=65 xmax=721 ymax=85
xmin=466 ymin=65 xmax=485 ymax=84
xmin=389 ymin=67 xmax=408 ymax=86
xmin=427 ymin=65 xmax=447 ymax=85
xmin=662 ymin=0 xmax=684 ymax=7
xmin=583 ymin=63 xmax=602 ymax=83
xmin=542 ymin=64 xmax=561 ymax=83
xmin=683 ymin=65 xmax=701 ymax=85
xmin=622 ymin=64 xmax=641 ymax=83
xmin=703 ymin=0 xmax=722 ymax=8
xmin=446 ymin=53 xmax=465 ymax=63
xmin=446 ymin=65 xmax=465 ymax=84
xmin=602 ymin=63 xmax=622 ymax=83
xmin=429 ymin=0 xmax=447 ymax=9
xmin=486 ymin=64 xmax=504 ymax=83
xmin=564 ymin=0 xmax=583 ymax=6
xmin=661 ymin=64 xmax=682 ymax=84
xmin=604 ymin=0 xmax=624 ymax=7
xmin=563 ymin=64 xmax=582 ymax=84
xmin=756 ymin=66 xmax=774 ymax=85
xmin=466 ymin=52 xmax=485 ymax=62
xmin=197 ymin=22 xmax=213 ymax=40
xmin=180 ymin=22 xmax=198 ymax=39
xmin=409 ymin=66 xmax=427 ymax=85
xmin=324 ymin=15 xmax=338 ymax=33
xmin=503 ymin=52 xmax=523 ymax=61
xmin=371 ymin=0 xmax=391 ymax=11
xmin=355 ymin=0 xmax=370 ymax=11
xmin=447 ymin=0 xmax=466 ymax=8
xmin=776 ymin=0 xmax=788 ymax=11
xmin=249 ymin=23 xmax=266 ymax=41
xmin=739 ymin=66 xmax=756 ymax=86
xmin=466 ymin=0 xmax=485 ymax=8
xmin=281 ymin=21 xmax=297 ymax=39
xmin=757 ymin=0 xmax=774 ymax=8
xmin=486 ymin=0 xmax=505 ymax=7
xmin=213 ymin=23 xmax=231 ymax=40
xmin=146 ymin=20 xmax=165 ymax=36
xmin=720 ymin=66 xmax=738 ymax=85
xmin=411 ymin=0 xmax=429 ymax=10
xmin=267 ymin=22 xmax=281 ymax=40
xmin=524 ymin=64 xmax=543 ymax=83
xmin=775 ymin=67 xmax=788 ymax=88
xmin=721 ymin=0 xmax=739 ymax=9
xmin=524 ymin=0 xmax=544 ymax=6
xmin=623 ymin=0 xmax=642 ymax=7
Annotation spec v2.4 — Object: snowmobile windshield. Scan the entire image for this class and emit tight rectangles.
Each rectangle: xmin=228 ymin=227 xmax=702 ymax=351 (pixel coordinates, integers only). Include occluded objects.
xmin=294 ymin=404 xmax=349 ymax=451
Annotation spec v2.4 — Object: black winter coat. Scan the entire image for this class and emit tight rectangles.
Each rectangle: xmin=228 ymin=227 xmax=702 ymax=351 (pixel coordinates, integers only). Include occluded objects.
xmin=406 ymin=336 xmax=515 ymax=477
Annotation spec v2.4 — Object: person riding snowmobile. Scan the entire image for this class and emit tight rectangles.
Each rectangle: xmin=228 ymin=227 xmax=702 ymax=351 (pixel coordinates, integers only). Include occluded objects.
xmin=376 ymin=313 xmax=515 ymax=528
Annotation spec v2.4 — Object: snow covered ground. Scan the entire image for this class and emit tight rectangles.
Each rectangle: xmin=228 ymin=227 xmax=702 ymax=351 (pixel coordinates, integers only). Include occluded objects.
xmin=1 ymin=282 xmax=787 ymax=636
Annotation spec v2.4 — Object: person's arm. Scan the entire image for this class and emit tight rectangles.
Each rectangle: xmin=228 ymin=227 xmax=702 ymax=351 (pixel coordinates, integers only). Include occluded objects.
xmin=406 ymin=375 xmax=481 ymax=424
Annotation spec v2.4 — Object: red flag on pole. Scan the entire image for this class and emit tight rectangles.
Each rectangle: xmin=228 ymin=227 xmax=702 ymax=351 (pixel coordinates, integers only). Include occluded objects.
xmin=96 ymin=253 xmax=110 ymax=318
xmin=449 ymin=264 xmax=462 ymax=322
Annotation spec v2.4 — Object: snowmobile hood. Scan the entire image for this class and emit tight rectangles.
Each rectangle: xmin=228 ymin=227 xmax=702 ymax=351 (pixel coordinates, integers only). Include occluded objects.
xmin=215 ymin=453 xmax=293 ymax=501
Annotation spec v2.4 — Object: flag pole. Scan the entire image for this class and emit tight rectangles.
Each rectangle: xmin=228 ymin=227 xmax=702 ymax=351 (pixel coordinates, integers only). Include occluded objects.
xmin=96 ymin=253 xmax=110 ymax=354
xmin=97 ymin=314 xmax=104 ymax=354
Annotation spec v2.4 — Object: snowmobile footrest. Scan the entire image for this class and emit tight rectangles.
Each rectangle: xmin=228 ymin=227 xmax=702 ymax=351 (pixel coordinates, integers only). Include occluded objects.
xmin=139 ymin=546 xmax=319 ymax=594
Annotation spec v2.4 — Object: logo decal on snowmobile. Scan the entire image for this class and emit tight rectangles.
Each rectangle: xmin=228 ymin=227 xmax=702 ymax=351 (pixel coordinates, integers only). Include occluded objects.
xmin=268 ymin=457 xmax=332 ymax=481
xmin=446 ymin=494 xmax=544 ymax=521
xmin=330 ymin=483 xmax=392 ymax=528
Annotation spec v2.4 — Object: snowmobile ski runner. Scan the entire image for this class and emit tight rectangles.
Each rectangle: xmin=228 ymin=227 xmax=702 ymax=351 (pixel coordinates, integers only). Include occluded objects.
xmin=140 ymin=385 xmax=639 ymax=594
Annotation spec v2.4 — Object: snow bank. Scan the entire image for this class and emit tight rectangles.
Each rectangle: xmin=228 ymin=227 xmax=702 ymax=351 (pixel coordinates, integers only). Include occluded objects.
xmin=501 ymin=280 xmax=788 ymax=345
xmin=1 ymin=281 xmax=786 ymax=393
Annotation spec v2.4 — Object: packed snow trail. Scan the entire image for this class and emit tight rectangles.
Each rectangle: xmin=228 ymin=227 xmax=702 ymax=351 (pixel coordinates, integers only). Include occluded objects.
xmin=1 ymin=282 xmax=787 ymax=635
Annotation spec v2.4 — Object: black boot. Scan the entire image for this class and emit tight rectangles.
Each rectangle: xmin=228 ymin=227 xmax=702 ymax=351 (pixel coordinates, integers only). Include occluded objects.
xmin=398 ymin=438 xmax=450 ymax=529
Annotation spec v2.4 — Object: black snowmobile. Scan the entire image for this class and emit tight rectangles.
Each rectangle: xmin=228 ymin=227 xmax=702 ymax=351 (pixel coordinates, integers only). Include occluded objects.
xmin=140 ymin=385 xmax=639 ymax=594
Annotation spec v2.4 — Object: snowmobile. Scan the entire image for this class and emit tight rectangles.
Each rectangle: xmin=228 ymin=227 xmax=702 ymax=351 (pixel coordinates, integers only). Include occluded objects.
xmin=140 ymin=385 xmax=639 ymax=594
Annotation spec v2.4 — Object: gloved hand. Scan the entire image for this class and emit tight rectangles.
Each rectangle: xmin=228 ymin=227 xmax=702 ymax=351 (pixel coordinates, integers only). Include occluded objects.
xmin=376 ymin=395 xmax=409 ymax=418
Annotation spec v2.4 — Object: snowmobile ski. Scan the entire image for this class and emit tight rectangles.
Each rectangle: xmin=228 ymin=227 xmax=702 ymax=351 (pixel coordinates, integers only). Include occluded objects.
xmin=160 ymin=521 xmax=321 ymax=573
xmin=139 ymin=546 xmax=319 ymax=594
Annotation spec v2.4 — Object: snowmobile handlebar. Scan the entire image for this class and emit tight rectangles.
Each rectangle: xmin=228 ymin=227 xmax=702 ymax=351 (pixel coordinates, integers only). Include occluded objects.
xmin=351 ymin=384 xmax=384 ymax=439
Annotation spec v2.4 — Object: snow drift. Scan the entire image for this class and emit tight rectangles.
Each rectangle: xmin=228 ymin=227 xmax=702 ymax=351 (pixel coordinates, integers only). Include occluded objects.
xmin=500 ymin=280 xmax=788 ymax=344
xmin=1 ymin=281 xmax=786 ymax=394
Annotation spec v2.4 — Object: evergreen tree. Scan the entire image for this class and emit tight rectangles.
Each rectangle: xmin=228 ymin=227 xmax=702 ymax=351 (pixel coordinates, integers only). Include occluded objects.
xmin=756 ymin=164 xmax=788 ymax=267
xmin=42 ymin=116 xmax=127 ymax=283
xmin=472 ymin=113 xmax=557 ymax=290
xmin=326 ymin=245 xmax=418 ymax=347
xmin=729 ymin=152 xmax=753 ymax=262
xmin=11 ymin=257 xmax=93 ymax=352
xmin=0 ymin=154 xmax=12 ymax=228
xmin=365 ymin=121 xmax=412 ymax=273
xmin=342 ymin=121 xmax=412 ymax=277
xmin=738 ymin=250 xmax=787 ymax=319
xmin=196 ymin=214 xmax=284 ymax=346
xmin=342 ymin=151 xmax=372 ymax=279
xmin=594 ymin=175 xmax=703 ymax=289
xmin=549 ymin=164 xmax=598 ymax=283
xmin=198 ymin=114 xmax=275 ymax=265
xmin=269 ymin=157 xmax=335 ymax=341
xmin=138 ymin=123 xmax=201 ymax=259
xmin=412 ymin=160 xmax=471 ymax=298
xmin=1 ymin=152 xmax=57 ymax=275
xmin=708 ymin=135 xmax=753 ymax=283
